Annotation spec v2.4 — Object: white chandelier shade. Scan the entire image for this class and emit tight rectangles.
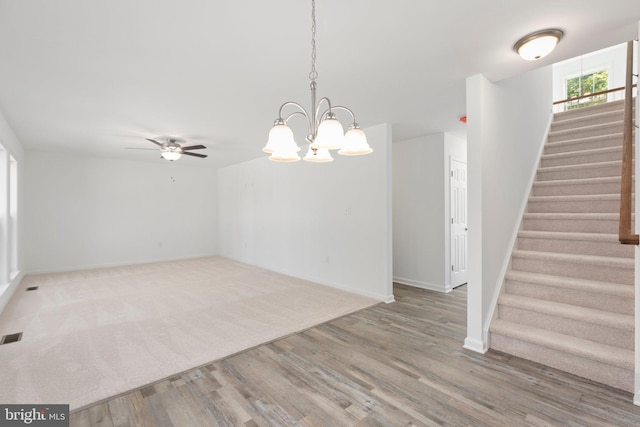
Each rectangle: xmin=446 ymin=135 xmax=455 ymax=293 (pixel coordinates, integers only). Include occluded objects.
xmin=303 ymin=146 xmax=334 ymax=162
xmin=339 ymin=126 xmax=373 ymax=156
xmin=269 ymin=149 xmax=301 ymax=162
xmin=311 ymin=114 xmax=344 ymax=150
xmin=263 ymin=121 xmax=300 ymax=155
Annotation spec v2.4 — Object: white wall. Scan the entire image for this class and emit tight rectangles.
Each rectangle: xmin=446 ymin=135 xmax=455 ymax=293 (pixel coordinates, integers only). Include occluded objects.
xmin=0 ymin=108 xmax=25 ymax=314
xmin=465 ymin=66 xmax=553 ymax=353
xmin=393 ymin=133 xmax=445 ymax=290
xmin=393 ymin=132 xmax=466 ymax=292
xmin=24 ymin=151 xmax=218 ymax=272
xmin=218 ymin=123 xmax=393 ymax=302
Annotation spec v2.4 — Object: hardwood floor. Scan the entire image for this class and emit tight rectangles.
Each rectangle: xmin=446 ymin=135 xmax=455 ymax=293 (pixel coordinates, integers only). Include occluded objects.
xmin=70 ymin=284 xmax=640 ymax=426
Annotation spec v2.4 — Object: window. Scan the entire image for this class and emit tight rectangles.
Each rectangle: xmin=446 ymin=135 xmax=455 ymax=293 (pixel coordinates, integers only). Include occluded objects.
xmin=564 ymin=69 xmax=609 ymax=110
xmin=0 ymin=146 xmax=6 ymax=283
xmin=9 ymin=156 xmax=17 ymax=276
xmin=0 ymin=145 xmax=18 ymax=285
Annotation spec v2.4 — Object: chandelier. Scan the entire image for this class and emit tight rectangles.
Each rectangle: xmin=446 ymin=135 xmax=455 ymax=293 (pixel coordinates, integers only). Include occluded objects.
xmin=262 ymin=0 xmax=372 ymax=162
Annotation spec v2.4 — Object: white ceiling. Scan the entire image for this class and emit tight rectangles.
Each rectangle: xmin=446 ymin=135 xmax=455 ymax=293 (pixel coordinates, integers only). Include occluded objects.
xmin=0 ymin=0 xmax=638 ymax=168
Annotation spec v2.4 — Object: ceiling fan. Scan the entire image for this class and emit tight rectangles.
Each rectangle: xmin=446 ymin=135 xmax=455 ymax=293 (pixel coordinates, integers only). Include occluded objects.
xmin=127 ymin=137 xmax=208 ymax=161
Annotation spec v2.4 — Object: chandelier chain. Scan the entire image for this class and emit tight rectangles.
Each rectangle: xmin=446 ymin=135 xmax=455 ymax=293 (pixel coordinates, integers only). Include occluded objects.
xmin=309 ymin=0 xmax=318 ymax=82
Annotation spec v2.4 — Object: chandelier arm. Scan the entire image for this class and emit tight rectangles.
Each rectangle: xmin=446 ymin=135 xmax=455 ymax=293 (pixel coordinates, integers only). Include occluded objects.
xmin=329 ymin=105 xmax=357 ymax=124
xmin=314 ymin=97 xmax=333 ymax=126
xmin=278 ymin=101 xmax=308 ymax=119
xmin=278 ymin=102 xmax=312 ymax=130
xmin=284 ymin=110 xmax=310 ymax=125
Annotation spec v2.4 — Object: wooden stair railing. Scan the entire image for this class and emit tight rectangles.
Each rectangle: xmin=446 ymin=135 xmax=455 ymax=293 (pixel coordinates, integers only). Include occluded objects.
xmin=619 ymin=40 xmax=638 ymax=245
xmin=552 ymin=85 xmax=635 ymax=109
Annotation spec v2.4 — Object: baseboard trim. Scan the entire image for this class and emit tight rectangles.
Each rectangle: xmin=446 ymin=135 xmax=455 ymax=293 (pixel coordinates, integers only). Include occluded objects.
xmin=463 ymin=336 xmax=488 ymax=354
xmin=393 ymin=277 xmax=448 ymax=293
xmin=25 ymin=253 xmax=220 ymax=275
xmin=0 ymin=270 xmax=24 ymax=316
xmin=224 ymin=255 xmax=395 ymax=304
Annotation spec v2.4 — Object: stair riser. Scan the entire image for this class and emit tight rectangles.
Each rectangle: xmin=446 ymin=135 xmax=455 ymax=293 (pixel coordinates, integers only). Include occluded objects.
xmin=527 ymin=199 xmax=619 ymax=213
xmin=551 ymin=115 xmax=623 ymax=132
xmin=544 ymin=137 xmax=623 ymax=155
xmin=517 ymin=236 xmax=634 ymax=258
xmin=541 ymin=150 xmax=622 ymax=167
xmin=511 ymin=257 xmax=634 ymax=285
xmin=537 ymin=164 xmax=622 ymax=181
xmin=504 ymin=280 xmax=633 ymax=315
xmin=498 ymin=305 xmax=633 ymax=350
xmin=532 ymin=181 xmax=620 ymax=197
xmin=554 ymin=102 xmax=625 ymax=121
xmin=548 ymin=123 xmax=624 ymax=143
xmin=490 ymin=333 xmax=633 ymax=392
xmin=523 ymin=217 xmax=618 ymax=233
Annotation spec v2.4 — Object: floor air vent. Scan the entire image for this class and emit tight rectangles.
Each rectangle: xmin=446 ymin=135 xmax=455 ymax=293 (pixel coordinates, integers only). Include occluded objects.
xmin=26 ymin=286 xmax=39 ymax=291
xmin=0 ymin=332 xmax=23 ymax=345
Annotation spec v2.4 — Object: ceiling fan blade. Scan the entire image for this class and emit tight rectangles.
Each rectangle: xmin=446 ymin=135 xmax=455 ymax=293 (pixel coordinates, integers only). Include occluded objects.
xmin=182 ymin=151 xmax=208 ymax=158
xmin=145 ymin=138 xmax=164 ymax=147
xmin=181 ymin=144 xmax=207 ymax=151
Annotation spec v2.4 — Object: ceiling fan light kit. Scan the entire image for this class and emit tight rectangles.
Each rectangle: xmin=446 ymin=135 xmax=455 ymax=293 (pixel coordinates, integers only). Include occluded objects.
xmin=143 ymin=137 xmax=208 ymax=161
xmin=263 ymin=0 xmax=372 ymax=163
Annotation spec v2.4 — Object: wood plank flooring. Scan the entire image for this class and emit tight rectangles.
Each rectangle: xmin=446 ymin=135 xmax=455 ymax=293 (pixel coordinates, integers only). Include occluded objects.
xmin=70 ymin=284 xmax=640 ymax=426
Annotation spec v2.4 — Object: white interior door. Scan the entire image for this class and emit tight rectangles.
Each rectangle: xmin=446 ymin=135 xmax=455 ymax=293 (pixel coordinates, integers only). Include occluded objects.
xmin=450 ymin=158 xmax=468 ymax=288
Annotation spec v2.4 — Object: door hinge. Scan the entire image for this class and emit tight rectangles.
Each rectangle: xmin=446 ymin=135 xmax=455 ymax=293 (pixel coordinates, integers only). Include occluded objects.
xmin=451 ymin=265 xmax=454 ymax=271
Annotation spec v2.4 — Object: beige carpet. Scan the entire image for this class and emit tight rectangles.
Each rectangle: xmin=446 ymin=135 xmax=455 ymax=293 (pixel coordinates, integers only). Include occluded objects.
xmin=489 ymin=99 xmax=635 ymax=392
xmin=0 ymin=256 xmax=378 ymax=410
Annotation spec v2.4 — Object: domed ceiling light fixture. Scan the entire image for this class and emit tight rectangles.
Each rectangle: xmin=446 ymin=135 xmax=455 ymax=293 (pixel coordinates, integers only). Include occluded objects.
xmin=514 ymin=29 xmax=564 ymax=61
xmin=263 ymin=0 xmax=373 ymax=162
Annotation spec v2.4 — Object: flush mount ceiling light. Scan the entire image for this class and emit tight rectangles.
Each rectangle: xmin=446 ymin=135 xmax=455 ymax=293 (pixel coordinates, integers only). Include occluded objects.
xmin=263 ymin=0 xmax=373 ymax=162
xmin=514 ymin=29 xmax=564 ymax=61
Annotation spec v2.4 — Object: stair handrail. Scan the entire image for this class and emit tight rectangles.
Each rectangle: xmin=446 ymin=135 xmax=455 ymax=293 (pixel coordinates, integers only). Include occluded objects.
xmin=553 ymin=85 xmax=636 ymax=107
xmin=619 ymin=40 xmax=638 ymax=245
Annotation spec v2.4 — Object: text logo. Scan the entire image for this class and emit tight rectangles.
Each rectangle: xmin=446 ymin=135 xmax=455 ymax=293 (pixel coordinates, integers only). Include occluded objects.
xmin=0 ymin=405 xmax=69 ymax=426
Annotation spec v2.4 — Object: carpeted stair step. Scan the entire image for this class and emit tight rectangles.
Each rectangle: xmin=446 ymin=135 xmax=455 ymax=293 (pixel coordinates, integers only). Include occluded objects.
xmin=543 ymin=133 xmax=623 ymax=155
xmin=504 ymin=270 xmax=633 ymax=315
xmin=531 ymin=176 xmax=621 ymax=196
xmin=550 ymin=110 xmax=626 ymax=132
xmin=497 ymin=294 xmax=633 ymax=350
xmin=553 ymin=99 xmax=625 ymax=121
xmin=511 ymin=250 xmax=634 ymax=285
xmin=490 ymin=319 xmax=634 ymax=392
xmin=522 ymin=212 xmax=625 ymax=234
xmin=491 ymin=100 xmax=636 ymax=394
xmin=536 ymin=160 xmax=623 ymax=181
xmin=548 ymin=121 xmax=623 ymax=143
xmin=540 ymin=146 xmax=622 ymax=168
xmin=517 ymin=230 xmax=634 ymax=258
xmin=527 ymin=194 xmax=622 ymax=214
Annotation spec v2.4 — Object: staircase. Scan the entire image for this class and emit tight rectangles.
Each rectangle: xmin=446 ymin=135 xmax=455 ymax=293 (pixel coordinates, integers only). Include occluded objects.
xmin=490 ymin=99 xmax=635 ymax=392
